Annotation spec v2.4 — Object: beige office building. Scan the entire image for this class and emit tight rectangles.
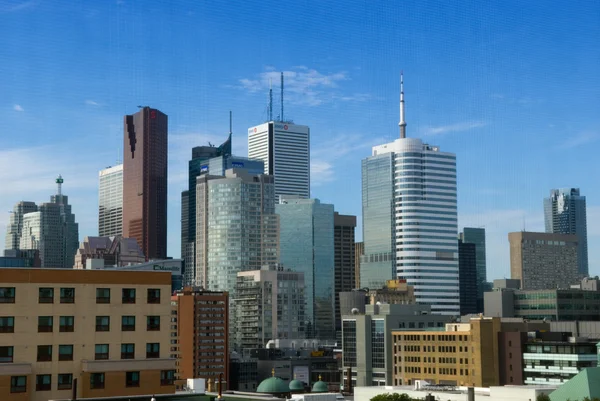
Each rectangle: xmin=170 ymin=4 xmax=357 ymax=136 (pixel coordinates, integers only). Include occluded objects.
xmin=0 ymin=268 xmax=175 ymax=401
xmin=509 ymin=231 xmax=580 ymax=290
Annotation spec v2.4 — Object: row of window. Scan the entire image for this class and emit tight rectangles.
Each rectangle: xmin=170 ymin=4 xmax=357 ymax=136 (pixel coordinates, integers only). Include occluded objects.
xmin=0 ymin=315 xmax=160 ymax=333
xmin=9 ymin=370 xmax=175 ymax=393
xmin=0 ymin=343 xmax=161 ymax=363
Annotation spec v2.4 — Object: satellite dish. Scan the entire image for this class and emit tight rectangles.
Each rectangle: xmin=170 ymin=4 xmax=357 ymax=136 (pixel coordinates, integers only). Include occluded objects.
xmin=351 ymin=308 xmax=359 ymax=315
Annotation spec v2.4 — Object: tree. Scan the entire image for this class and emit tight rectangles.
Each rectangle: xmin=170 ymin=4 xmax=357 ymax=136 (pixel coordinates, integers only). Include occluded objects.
xmin=536 ymin=394 xmax=550 ymax=401
xmin=371 ymin=393 xmax=414 ymax=401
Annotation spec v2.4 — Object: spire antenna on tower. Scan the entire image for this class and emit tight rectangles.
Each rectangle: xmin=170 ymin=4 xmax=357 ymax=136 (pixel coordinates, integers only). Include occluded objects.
xmin=280 ymin=72 xmax=284 ymax=123
xmin=229 ymin=111 xmax=232 ymax=135
xmin=399 ymin=71 xmax=407 ymax=139
xmin=269 ymin=78 xmax=273 ymax=121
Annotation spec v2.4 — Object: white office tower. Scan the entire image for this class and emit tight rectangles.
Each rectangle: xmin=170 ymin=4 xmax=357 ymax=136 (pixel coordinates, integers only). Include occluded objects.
xmin=361 ymin=75 xmax=459 ymax=315
xmin=248 ymin=121 xmax=310 ymax=200
xmin=98 ymin=164 xmax=123 ymax=237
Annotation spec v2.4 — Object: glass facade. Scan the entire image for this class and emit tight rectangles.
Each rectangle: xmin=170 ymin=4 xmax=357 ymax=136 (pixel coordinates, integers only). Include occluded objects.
xmin=360 ymin=153 xmax=395 ymax=289
xmin=460 ymin=227 xmax=487 ymax=311
xmin=342 ymin=320 xmax=357 ymax=367
xmin=4 ymin=201 xmax=38 ymax=250
xmin=544 ymin=188 xmax=589 ymax=276
xmin=371 ymin=319 xmax=385 ymax=368
xmin=276 ymin=198 xmax=335 ymax=339
xmin=98 ymin=164 xmax=123 ymax=237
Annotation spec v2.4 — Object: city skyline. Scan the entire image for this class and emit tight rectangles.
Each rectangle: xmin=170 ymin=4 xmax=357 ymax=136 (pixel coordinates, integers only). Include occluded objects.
xmin=1 ymin=1 xmax=599 ymax=281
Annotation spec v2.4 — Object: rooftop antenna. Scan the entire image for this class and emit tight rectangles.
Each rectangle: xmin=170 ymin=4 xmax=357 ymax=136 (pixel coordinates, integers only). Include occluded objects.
xmin=399 ymin=71 xmax=407 ymax=138
xmin=280 ymin=72 xmax=284 ymax=123
xmin=229 ymin=110 xmax=232 ymax=135
xmin=56 ymin=175 xmax=64 ymax=199
xmin=269 ymin=78 xmax=273 ymax=121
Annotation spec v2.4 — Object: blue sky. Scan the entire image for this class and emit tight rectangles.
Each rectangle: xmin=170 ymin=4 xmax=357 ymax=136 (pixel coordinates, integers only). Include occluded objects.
xmin=1 ymin=0 xmax=599 ymax=280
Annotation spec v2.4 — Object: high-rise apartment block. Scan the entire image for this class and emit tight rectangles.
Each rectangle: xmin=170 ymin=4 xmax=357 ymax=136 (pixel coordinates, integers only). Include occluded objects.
xmin=248 ymin=122 xmax=310 ymax=200
xmin=544 ymin=188 xmax=589 ymax=276
xmin=123 ymin=107 xmax=168 ymax=260
xmin=234 ymin=265 xmax=305 ymax=350
xmin=334 ymin=213 xmax=356 ymax=342
xmin=509 ymin=231 xmax=580 ymax=290
xmin=361 ymin=77 xmax=459 ymax=315
xmin=192 ymin=169 xmax=279 ymax=291
xmin=4 ymin=201 xmax=38 ymax=251
xmin=98 ymin=164 xmax=123 ymax=237
xmin=276 ymin=197 xmax=335 ymax=340
xmin=0 ymin=268 xmax=176 ymax=400
xmin=458 ymin=240 xmax=478 ymax=315
xmin=172 ymin=287 xmax=229 ymax=386
xmin=460 ymin=227 xmax=487 ymax=312
xmin=12 ymin=177 xmax=79 ymax=268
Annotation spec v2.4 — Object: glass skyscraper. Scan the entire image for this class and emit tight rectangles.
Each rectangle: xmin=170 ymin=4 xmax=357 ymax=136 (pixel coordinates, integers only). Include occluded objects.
xmin=276 ymin=197 xmax=335 ymax=340
xmin=4 ymin=201 xmax=38 ymax=251
xmin=460 ymin=227 xmax=487 ymax=312
xmin=544 ymin=188 xmax=588 ymax=276
xmin=98 ymin=164 xmax=123 ymax=237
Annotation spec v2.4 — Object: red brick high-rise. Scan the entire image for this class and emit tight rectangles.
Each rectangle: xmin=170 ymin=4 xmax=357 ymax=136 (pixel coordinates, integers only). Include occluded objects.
xmin=123 ymin=106 xmax=168 ymax=260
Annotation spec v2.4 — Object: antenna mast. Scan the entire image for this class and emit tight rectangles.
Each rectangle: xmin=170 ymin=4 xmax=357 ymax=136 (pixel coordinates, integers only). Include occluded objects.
xmin=399 ymin=71 xmax=407 ymax=138
xmin=269 ymin=79 xmax=273 ymax=121
xmin=229 ymin=111 xmax=232 ymax=135
xmin=280 ymin=72 xmax=284 ymax=122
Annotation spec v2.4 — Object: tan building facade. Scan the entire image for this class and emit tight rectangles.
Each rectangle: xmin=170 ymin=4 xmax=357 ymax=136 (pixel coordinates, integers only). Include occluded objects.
xmin=368 ymin=279 xmax=416 ymax=305
xmin=0 ymin=268 xmax=176 ymax=401
xmin=391 ymin=317 xmax=502 ymax=387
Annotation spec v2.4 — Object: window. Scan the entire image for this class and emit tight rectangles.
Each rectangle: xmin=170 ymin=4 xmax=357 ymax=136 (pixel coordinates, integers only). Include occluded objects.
xmin=96 ymin=316 xmax=110 ymax=332
xmin=59 ymin=316 xmax=74 ymax=332
xmin=58 ymin=373 xmax=73 ymax=390
xmin=0 ymin=346 xmax=14 ymax=362
xmin=39 ymin=287 xmax=54 ymax=303
xmin=147 ymin=288 xmax=161 ymax=304
xmin=37 ymin=345 xmax=52 ymax=362
xmin=147 ymin=316 xmax=160 ymax=331
xmin=59 ymin=345 xmax=73 ymax=361
xmin=126 ymin=371 xmax=140 ymax=387
xmin=60 ymin=288 xmax=75 ymax=303
xmin=0 ymin=317 xmax=14 ymax=333
xmin=0 ymin=287 xmax=15 ymax=303
xmin=122 ymin=315 xmax=135 ymax=331
xmin=121 ymin=343 xmax=135 ymax=359
xmin=95 ymin=344 xmax=109 ymax=360
xmin=161 ymin=370 xmax=175 ymax=386
xmin=36 ymin=374 xmax=51 ymax=391
xmin=96 ymin=288 xmax=110 ymax=304
xmin=38 ymin=316 xmax=53 ymax=333
xmin=10 ymin=376 xmax=26 ymax=393
xmin=146 ymin=343 xmax=160 ymax=358
xmin=122 ymin=288 xmax=136 ymax=303
xmin=90 ymin=373 xmax=105 ymax=389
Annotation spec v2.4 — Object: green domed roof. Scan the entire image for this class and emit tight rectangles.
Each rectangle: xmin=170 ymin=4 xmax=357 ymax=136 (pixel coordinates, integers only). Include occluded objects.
xmin=257 ymin=376 xmax=289 ymax=394
xmin=289 ymin=379 xmax=305 ymax=392
xmin=312 ymin=378 xmax=328 ymax=393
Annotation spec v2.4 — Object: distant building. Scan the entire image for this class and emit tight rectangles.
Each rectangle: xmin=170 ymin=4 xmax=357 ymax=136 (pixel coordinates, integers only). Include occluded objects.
xmin=0 ymin=249 xmax=40 ymax=267
xmin=248 ymin=121 xmax=310 ymax=201
xmin=277 ymin=197 xmax=335 ymax=340
xmin=16 ymin=176 xmax=79 ymax=268
xmin=458 ymin=239 xmax=478 ymax=315
xmin=460 ymin=227 xmax=487 ymax=312
xmin=485 ymin=278 xmax=600 ymax=321
xmin=233 ymin=265 xmax=305 ymax=350
xmin=367 ymin=279 xmax=416 ymax=305
xmin=509 ymin=231 xmax=580 ymax=290
xmin=98 ymin=164 xmax=123 ymax=237
xmin=545 ymin=188 xmax=588 ymax=276
xmin=341 ymin=303 xmax=451 ymax=387
xmin=4 ymin=201 xmax=38 ymax=251
xmin=0 ymin=267 xmax=176 ymax=400
xmin=73 ymin=236 xmax=146 ymax=269
xmin=334 ymin=213 xmax=356 ymax=342
xmin=354 ymin=242 xmax=363 ymax=288
xmin=123 ymin=106 xmax=168 ymax=260
xmin=173 ymin=287 xmax=229 ymax=387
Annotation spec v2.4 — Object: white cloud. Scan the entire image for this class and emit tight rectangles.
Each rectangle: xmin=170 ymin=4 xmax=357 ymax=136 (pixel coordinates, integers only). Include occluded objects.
xmin=85 ymin=100 xmax=100 ymax=106
xmin=423 ymin=121 xmax=486 ymax=136
xmin=236 ymin=67 xmax=368 ymax=107
xmin=0 ymin=1 xmax=36 ymax=13
xmin=560 ymin=131 xmax=599 ymax=149
xmin=13 ymin=104 xmax=24 ymax=112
